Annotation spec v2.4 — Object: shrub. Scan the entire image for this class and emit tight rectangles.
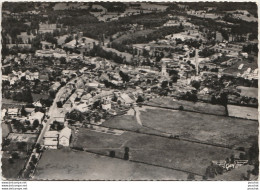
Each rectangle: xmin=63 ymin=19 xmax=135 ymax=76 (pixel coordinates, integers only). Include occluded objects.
xmin=12 ymin=152 xmax=19 ymax=159
xmin=109 ymin=151 xmax=115 ymax=158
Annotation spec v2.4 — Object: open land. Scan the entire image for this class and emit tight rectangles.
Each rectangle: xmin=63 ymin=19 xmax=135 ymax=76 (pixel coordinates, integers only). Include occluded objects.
xmin=34 ymin=149 xmax=192 ymax=180
xmin=227 ymin=104 xmax=258 ymax=120
xmin=2 ymin=151 xmax=27 ymax=179
xmin=236 ymin=86 xmax=258 ymax=99
xmin=103 ymin=107 xmax=258 ymax=148
xmin=73 ymin=127 xmax=238 ymax=176
xmin=2 ymin=98 xmax=27 ymax=109
xmin=113 ymin=29 xmax=155 ymax=44
xmin=144 ymin=97 xmax=227 ymax=115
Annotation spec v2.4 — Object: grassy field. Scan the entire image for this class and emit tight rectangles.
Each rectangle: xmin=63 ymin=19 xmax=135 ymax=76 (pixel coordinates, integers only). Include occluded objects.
xmin=2 ymin=152 xmax=27 ymax=180
xmin=236 ymin=86 xmax=258 ymax=99
xmin=32 ymin=93 xmax=49 ymax=102
xmin=2 ymin=98 xmax=26 ymax=109
xmin=2 ymin=122 xmax=10 ymax=138
xmin=73 ymin=128 xmax=237 ymax=175
xmin=140 ymin=108 xmax=258 ymax=148
xmin=227 ymin=105 xmax=258 ymax=120
xmin=103 ymin=107 xmax=258 ymax=148
xmin=113 ymin=29 xmax=154 ymax=44
xmin=223 ymin=58 xmax=258 ymax=75
xmin=144 ymin=97 xmax=226 ymax=116
xmin=102 ymin=47 xmax=133 ymax=62
xmin=34 ymin=149 xmax=191 ymax=180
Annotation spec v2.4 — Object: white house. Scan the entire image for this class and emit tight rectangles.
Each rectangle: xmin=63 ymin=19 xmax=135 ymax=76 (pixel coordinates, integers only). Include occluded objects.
xmin=59 ymin=127 xmax=71 ymax=147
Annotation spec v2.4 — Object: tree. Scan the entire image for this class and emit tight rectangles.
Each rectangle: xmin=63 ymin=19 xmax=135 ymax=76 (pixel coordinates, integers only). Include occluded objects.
xmin=12 ymin=152 xmax=19 ymax=159
xmin=136 ymin=95 xmax=144 ymax=103
xmin=119 ymin=71 xmax=130 ymax=83
xmin=57 ymin=101 xmax=63 ymax=108
xmin=219 ymin=92 xmax=228 ymax=106
xmin=21 ymin=106 xmax=27 ymax=117
xmin=187 ymin=173 xmax=195 ymax=180
xmin=8 ymin=158 xmax=14 ymax=164
xmin=17 ymin=142 xmax=27 ymax=150
xmin=31 ymin=155 xmax=37 ymax=164
xmin=60 ymin=57 xmax=66 ymax=64
xmin=191 ymin=80 xmax=200 ymax=90
xmin=33 ymin=119 xmax=39 ymax=129
xmin=161 ymin=81 xmax=168 ymax=88
xmin=29 ymin=162 xmax=35 ymax=170
xmin=109 ymin=151 xmax=115 ymax=158
xmin=13 ymin=120 xmax=24 ymax=132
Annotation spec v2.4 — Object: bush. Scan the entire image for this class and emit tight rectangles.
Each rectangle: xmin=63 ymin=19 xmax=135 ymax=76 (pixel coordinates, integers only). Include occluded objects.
xmin=109 ymin=151 xmax=115 ymax=158
xmin=124 ymin=152 xmax=129 ymax=160
xmin=8 ymin=158 xmax=14 ymax=164
xmin=187 ymin=173 xmax=195 ymax=180
xmin=179 ymin=106 xmax=184 ymax=110
xmin=12 ymin=152 xmax=19 ymax=159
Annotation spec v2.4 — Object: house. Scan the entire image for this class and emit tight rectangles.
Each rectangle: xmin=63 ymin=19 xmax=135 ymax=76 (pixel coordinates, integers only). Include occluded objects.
xmin=38 ymin=23 xmax=58 ymax=34
xmin=59 ymin=127 xmax=71 ymax=147
xmin=28 ymin=111 xmax=44 ymax=124
xmin=212 ymin=160 xmax=227 ymax=168
xmin=64 ymin=36 xmax=98 ymax=53
xmin=8 ymin=108 xmax=19 ymax=117
xmin=17 ymin=32 xmax=36 ymax=44
xmin=41 ymin=41 xmax=54 ymax=50
xmin=44 ymin=131 xmax=59 ymax=149
xmin=215 ymin=31 xmax=224 ymax=42
xmin=118 ymin=93 xmax=135 ymax=106
xmin=39 ymin=73 xmax=49 ymax=82
xmin=2 ymin=109 xmax=7 ymax=120
xmin=50 ymin=82 xmax=61 ymax=92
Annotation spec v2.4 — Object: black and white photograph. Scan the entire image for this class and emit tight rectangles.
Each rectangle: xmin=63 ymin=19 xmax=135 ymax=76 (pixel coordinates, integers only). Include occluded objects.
xmin=1 ymin=1 xmax=259 ymax=182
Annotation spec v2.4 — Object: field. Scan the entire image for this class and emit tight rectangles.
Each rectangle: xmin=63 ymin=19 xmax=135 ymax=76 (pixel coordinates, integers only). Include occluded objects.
xmin=2 ymin=122 xmax=11 ymax=138
xmin=2 ymin=98 xmax=26 ymax=109
xmin=236 ymin=86 xmax=258 ymax=99
xmin=73 ymin=128 xmax=237 ymax=176
xmin=144 ymin=97 xmax=226 ymax=115
xmin=102 ymin=47 xmax=133 ymax=62
xmin=113 ymin=29 xmax=154 ymax=44
xmin=223 ymin=59 xmax=258 ymax=76
xmin=103 ymin=107 xmax=258 ymax=148
xmin=3 ymin=133 xmax=38 ymax=152
xmin=227 ymin=105 xmax=258 ymax=120
xmin=32 ymin=93 xmax=49 ymax=102
xmin=34 ymin=149 xmax=191 ymax=180
xmin=2 ymin=152 xmax=27 ymax=179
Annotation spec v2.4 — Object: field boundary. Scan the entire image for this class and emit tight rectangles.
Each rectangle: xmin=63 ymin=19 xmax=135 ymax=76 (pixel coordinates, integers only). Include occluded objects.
xmin=141 ymin=103 xmax=258 ymax=122
xmin=71 ymin=148 xmax=204 ymax=177
xmin=79 ymin=123 xmax=235 ymax=150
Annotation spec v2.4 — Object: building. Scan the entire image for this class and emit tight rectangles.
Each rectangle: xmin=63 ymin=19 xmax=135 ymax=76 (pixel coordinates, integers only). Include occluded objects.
xmin=38 ymin=23 xmax=58 ymax=34
xmin=17 ymin=32 xmax=36 ymax=44
xmin=216 ymin=31 xmax=224 ymax=42
xmin=59 ymin=127 xmax=71 ymax=147
xmin=8 ymin=108 xmax=19 ymax=117
xmin=44 ymin=131 xmax=59 ymax=149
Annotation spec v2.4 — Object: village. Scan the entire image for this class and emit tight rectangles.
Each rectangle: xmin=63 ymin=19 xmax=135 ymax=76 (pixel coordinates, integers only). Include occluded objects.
xmin=1 ymin=2 xmax=258 ymax=181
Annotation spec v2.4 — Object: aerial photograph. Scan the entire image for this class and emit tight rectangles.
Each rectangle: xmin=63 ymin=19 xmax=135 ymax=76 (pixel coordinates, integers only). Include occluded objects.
xmin=1 ymin=2 xmax=258 ymax=181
